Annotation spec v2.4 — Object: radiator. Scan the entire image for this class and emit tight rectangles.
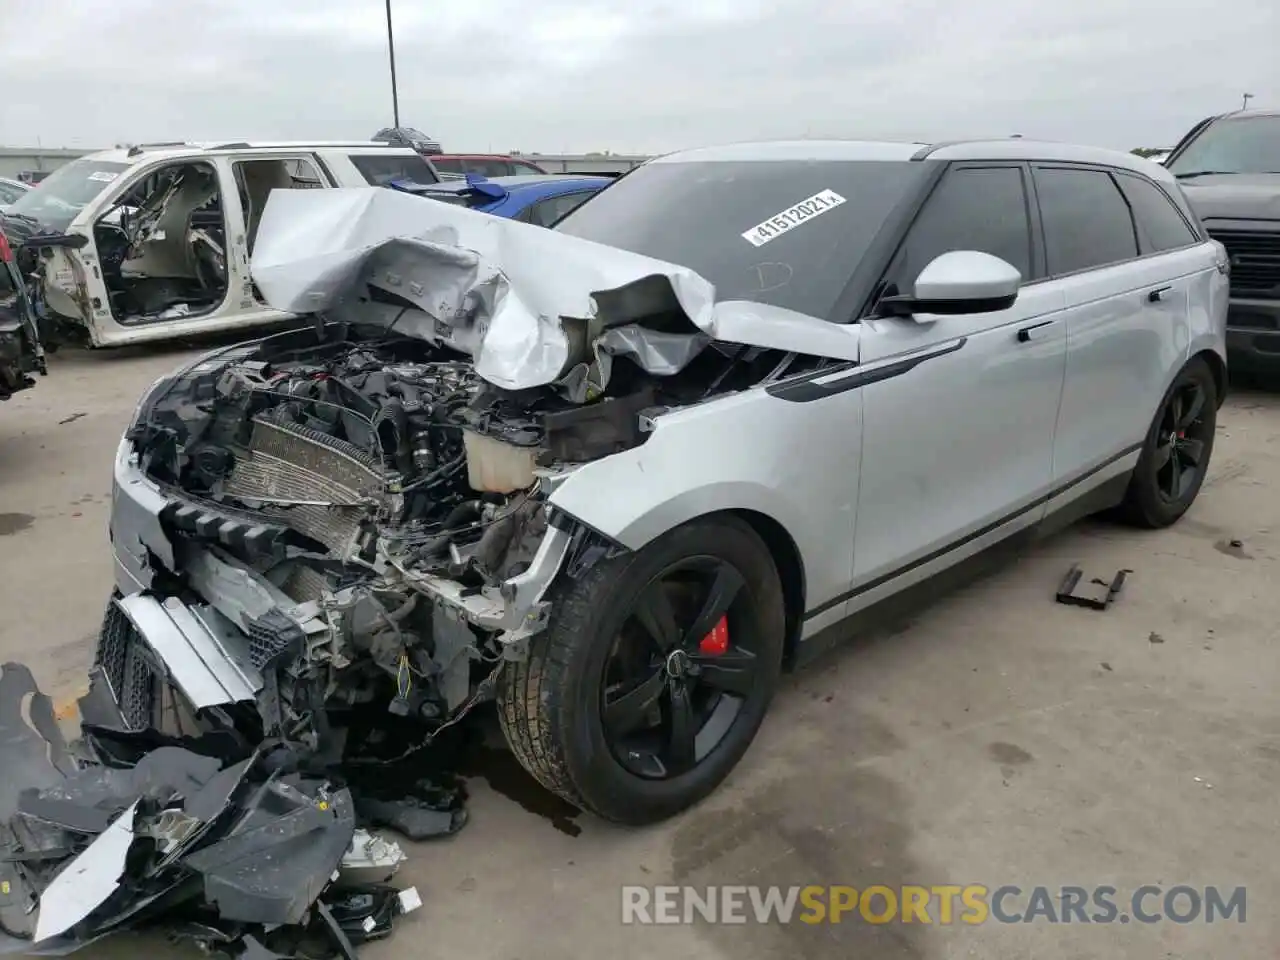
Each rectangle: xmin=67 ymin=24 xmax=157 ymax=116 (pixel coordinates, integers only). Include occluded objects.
xmin=223 ymin=417 xmax=390 ymax=557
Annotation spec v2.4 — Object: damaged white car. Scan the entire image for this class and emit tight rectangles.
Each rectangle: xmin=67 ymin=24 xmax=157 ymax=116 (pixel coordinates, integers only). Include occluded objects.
xmin=99 ymin=139 xmax=1227 ymax=824
xmin=1 ymin=141 xmax=441 ymax=348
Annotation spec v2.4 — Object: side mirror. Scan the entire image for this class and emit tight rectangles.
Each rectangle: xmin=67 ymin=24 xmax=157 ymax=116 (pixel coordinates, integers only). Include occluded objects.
xmin=878 ymin=250 xmax=1021 ymax=319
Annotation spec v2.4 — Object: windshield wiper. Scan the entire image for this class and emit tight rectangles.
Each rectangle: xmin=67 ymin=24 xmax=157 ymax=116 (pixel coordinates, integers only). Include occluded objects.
xmin=1174 ymin=171 xmax=1233 ymax=179
xmin=2 ymin=211 xmax=38 ymax=224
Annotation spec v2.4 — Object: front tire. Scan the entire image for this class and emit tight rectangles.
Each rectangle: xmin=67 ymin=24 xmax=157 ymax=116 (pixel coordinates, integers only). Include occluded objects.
xmin=497 ymin=516 xmax=785 ymax=824
xmin=1119 ymin=357 xmax=1217 ymax=528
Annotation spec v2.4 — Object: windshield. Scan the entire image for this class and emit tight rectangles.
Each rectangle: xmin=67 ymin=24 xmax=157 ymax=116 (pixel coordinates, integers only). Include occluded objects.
xmin=1168 ymin=116 xmax=1280 ymax=177
xmin=554 ymin=159 xmax=925 ymax=319
xmin=5 ymin=158 xmax=130 ymax=231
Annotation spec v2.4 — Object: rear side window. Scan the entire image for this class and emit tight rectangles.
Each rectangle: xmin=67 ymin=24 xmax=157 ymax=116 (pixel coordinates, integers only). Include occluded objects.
xmin=891 ymin=165 xmax=1034 ymax=286
xmin=1035 ymin=167 xmax=1138 ymax=274
xmin=525 ymin=191 xmax=595 ymax=227
xmin=1114 ymin=174 xmax=1199 ymax=253
xmin=349 ymin=154 xmax=439 ymax=186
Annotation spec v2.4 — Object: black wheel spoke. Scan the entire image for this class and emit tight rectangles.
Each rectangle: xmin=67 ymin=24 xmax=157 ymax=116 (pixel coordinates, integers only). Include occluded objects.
xmin=1176 ymin=387 xmax=1205 ymax=430
xmin=1165 ymin=450 xmax=1185 ymax=498
xmin=604 ymin=670 xmax=666 ymax=736
xmin=633 ymin=582 xmax=681 ymax=651
xmin=666 ymin=682 xmax=697 ymax=775
xmin=1178 ymin=437 xmax=1205 ymax=467
xmin=691 ymin=648 xmax=759 ymax=698
xmin=1175 ymin=454 xmax=1196 ymax=498
xmin=682 ymin=564 xmax=745 ymax=647
xmin=1154 ymin=440 xmax=1174 ymax=469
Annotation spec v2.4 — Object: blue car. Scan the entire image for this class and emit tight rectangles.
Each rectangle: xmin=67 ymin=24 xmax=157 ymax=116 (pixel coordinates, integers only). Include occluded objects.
xmin=390 ymin=174 xmax=610 ymax=226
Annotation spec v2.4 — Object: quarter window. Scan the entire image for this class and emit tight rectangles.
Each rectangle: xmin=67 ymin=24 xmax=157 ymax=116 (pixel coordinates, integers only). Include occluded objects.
xmin=892 ymin=165 xmax=1034 ymax=287
xmin=1034 ymin=167 xmax=1138 ymax=274
xmin=525 ymin=191 xmax=594 ymax=227
xmin=1114 ymin=174 xmax=1199 ymax=253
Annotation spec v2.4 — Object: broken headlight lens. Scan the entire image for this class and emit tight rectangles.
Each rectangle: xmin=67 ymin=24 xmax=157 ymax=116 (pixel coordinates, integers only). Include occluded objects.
xmin=125 ymin=343 xmax=258 ymax=436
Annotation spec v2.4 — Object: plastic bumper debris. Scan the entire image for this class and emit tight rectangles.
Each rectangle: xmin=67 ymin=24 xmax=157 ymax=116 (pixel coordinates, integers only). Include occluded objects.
xmin=0 ymin=662 xmax=423 ymax=959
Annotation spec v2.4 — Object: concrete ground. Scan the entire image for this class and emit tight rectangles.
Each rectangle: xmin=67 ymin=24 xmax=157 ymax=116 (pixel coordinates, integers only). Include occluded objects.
xmin=1 ymin=343 xmax=1277 ymax=960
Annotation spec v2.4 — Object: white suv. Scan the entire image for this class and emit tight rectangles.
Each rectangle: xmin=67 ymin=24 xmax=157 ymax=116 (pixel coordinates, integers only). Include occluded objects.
xmin=0 ymin=141 xmax=440 ymax=347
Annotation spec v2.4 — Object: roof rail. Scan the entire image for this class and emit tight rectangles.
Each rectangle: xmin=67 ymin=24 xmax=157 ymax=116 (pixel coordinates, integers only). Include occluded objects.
xmin=126 ymin=141 xmax=189 ymax=157
xmin=204 ymin=140 xmax=404 ymax=151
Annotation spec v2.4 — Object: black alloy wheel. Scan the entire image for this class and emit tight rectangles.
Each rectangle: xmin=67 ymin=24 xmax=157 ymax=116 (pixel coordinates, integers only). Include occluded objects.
xmin=1154 ymin=376 xmax=1212 ymax=503
xmin=1119 ymin=356 xmax=1218 ymax=528
xmin=601 ymin=557 xmax=760 ymax=780
xmin=497 ymin=515 xmax=785 ymax=824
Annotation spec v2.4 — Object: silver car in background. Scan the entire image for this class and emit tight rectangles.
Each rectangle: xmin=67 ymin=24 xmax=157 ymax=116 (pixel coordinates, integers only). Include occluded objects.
xmin=100 ymin=139 xmax=1228 ymax=826
xmin=0 ymin=177 xmax=31 ymax=212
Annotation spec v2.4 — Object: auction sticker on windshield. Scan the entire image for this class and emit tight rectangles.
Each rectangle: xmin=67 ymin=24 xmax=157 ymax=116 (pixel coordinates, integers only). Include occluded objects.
xmin=87 ymin=171 xmax=119 ymax=182
xmin=741 ymin=189 xmax=847 ymax=247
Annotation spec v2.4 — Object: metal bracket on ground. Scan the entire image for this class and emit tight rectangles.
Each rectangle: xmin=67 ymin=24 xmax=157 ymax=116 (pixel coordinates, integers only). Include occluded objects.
xmin=1055 ymin=564 xmax=1131 ymax=610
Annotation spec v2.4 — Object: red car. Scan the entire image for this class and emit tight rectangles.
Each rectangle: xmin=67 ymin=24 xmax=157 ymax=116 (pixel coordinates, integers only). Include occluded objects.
xmin=430 ymin=154 xmax=547 ymax=177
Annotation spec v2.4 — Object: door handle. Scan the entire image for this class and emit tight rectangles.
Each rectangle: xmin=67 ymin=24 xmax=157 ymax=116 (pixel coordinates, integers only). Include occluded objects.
xmin=1147 ymin=285 xmax=1172 ymax=303
xmin=1016 ymin=319 xmax=1055 ymax=343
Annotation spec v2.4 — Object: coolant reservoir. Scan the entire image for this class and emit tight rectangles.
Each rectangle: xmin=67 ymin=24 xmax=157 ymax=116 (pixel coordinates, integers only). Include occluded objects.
xmin=463 ymin=430 xmax=538 ymax=493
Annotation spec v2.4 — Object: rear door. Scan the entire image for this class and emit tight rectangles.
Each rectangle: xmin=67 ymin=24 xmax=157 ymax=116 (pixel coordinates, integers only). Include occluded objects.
xmin=226 ymin=154 xmax=327 ymax=308
xmin=1036 ymin=165 xmax=1200 ymax=491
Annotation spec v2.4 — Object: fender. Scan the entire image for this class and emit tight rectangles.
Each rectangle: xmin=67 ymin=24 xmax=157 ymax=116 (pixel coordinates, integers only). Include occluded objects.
xmin=546 ymin=381 xmax=865 ymax=622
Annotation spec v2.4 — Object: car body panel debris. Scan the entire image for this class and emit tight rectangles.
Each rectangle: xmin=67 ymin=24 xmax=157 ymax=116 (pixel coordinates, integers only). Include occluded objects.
xmin=1055 ymin=564 xmax=1131 ymax=610
xmin=0 ymin=662 xmax=423 ymax=959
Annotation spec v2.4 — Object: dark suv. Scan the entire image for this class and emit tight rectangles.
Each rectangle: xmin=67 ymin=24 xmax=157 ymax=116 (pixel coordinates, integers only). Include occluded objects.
xmin=1166 ymin=110 xmax=1280 ymax=376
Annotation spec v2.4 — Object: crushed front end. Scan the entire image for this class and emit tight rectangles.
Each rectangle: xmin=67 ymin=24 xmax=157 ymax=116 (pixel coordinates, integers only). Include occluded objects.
xmin=99 ymin=183 xmax=829 ymax=781
xmin=104 ymin=328 xmax=601 ymax=749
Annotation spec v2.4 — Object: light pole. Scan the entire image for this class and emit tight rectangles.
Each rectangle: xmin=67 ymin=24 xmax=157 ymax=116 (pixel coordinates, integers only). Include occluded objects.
xmin=1241 ymin=92 xmax=1254 ymax=112
xmin=385 ymin=0 xmax=401 ymax=129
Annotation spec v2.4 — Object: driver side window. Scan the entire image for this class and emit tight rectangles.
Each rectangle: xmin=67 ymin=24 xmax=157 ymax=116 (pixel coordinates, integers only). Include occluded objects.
xmin=888 ymin=165 xmax=1035 ymax=294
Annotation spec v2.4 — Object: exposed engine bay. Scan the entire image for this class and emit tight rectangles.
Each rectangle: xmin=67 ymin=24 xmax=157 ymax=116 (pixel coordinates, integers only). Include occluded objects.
xmin=121 ymin=320 xmax=800 ymax=751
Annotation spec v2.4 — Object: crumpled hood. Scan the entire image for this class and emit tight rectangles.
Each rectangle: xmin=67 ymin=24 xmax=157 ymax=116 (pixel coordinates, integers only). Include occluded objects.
xmin=250 ymin=188 xmax=858 ymax=395
xmin=1180 ymin=174 xmax=1280 ymax=222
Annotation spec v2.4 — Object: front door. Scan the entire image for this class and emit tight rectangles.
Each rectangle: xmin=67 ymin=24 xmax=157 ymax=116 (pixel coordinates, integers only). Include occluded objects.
xmin=850 ymin=163 xmax=1068 ymax=610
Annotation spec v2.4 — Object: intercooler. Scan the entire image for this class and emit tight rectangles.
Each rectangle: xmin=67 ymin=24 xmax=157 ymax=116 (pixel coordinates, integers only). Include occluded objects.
xmin=223 ymin=416 xmax=393 ymax=557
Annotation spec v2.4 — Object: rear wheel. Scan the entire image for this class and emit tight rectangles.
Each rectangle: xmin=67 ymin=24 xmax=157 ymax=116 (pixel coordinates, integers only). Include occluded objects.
xmin=1119 ymin=357 xmax=1217 ymax=528
xmin=497 ymin=516 xmax=785 ymax=824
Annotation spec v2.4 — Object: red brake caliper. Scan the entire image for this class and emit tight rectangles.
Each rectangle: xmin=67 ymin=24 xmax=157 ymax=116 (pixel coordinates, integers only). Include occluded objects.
xmin=698 ymin=615 xmax=730 ymax=656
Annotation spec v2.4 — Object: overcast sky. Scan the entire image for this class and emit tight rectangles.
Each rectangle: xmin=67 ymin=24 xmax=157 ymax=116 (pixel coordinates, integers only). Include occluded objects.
xmin=1 ymin=0 xmax=1275 ymax=154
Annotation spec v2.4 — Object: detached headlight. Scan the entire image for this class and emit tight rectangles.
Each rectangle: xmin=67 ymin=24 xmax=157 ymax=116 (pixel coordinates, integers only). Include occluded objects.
xmin=124 ymin=343 xmax=256 ymax=437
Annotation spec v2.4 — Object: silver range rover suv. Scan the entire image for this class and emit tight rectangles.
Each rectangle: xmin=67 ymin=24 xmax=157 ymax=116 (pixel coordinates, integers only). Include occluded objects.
xmin=99 ymin=138 xmax=1227 ymax=824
